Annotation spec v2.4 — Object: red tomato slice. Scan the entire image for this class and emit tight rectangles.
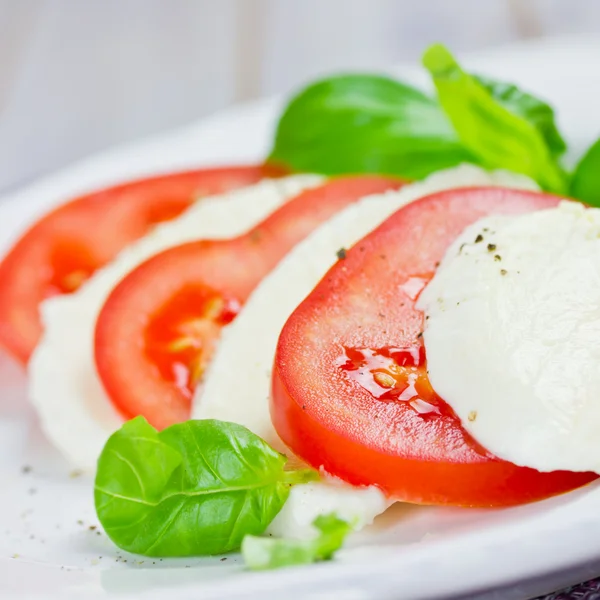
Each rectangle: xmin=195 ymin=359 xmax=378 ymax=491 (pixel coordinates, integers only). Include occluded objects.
xmin=94 ymin=176 xmax=404 ymax=429
xmin=272 ymin=187 xmax=597 ymax=507
xmin=0 ymin=164 xmax=285 ymax=364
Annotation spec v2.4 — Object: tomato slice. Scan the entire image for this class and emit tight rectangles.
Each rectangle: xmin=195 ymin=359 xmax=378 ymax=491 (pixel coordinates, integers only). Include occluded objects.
xmin=272 ymin=187 xmax=598 ymax=507
xmin=94 ymin=176 xmax=404 ymax=429
xmin=0 ymin=164 xmax=284 ymax=364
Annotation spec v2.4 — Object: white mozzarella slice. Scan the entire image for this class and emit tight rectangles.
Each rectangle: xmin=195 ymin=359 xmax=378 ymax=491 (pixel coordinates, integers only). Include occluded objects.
xmin=194 ymin=165 xmax=537 ymax=538
xmin=267 ymin=480 xmax=390 ymax=541
xmin=29 ymin=175 xmax=322 ymax=469
xmin=418 ymin=200 xmax=600 ymax=474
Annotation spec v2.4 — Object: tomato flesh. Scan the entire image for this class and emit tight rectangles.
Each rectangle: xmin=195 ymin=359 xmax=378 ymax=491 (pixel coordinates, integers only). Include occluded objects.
xmin=0 ymin=164 xmax=285 ymax=364
xmin=272 ymin=187 xmax=598 ymax=507
xmin=145 ymin=286 xmax=241 ymax=399
xmin=95 ymin=176 xmax=404 ymax=429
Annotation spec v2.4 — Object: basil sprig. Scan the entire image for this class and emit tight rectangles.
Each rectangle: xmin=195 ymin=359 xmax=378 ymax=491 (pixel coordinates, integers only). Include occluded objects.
xmin=242 ymin=513 xmax=352 ymax=570
xmin=422 ymin=44 xmax=567 ymax=193
xmin=270 ymin=74 xmax=476 ymax=180
xmin=269 ymin=44 xmax=571 ymax=196
xmin=95 ymin=417 xmax=316 ymax=557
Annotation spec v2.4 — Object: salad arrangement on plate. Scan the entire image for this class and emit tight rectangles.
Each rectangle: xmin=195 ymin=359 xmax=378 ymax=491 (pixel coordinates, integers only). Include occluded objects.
xmin=2 ymin=44 xmax=600 ymax=570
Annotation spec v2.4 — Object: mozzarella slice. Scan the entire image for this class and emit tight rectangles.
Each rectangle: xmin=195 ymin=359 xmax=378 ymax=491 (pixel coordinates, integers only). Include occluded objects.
xmin=418 ymin=200 xmax=600 ymax=474
xmin=29 ymin=175 xmax=322 ymax=469
xmin=194 ymin=165 xmax=537 ymax=538
xmin=267 ymin=480 xmax=390 ymax=541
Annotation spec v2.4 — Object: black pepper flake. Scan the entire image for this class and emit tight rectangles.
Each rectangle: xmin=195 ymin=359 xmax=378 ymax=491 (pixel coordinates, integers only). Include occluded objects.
xmin=359 ymin=246 xmax=365 ymax=252
xmin=378 ymin=312 xmax=385 ymax=318
xmin=434 ymin=261 xmax=440 ymax=268
xmin=494 ymin=255 xmax=501 ymax=262
xmin=474 ymin=234 xmax=484 ymax=243
xmin=500 ymin=269 xmax=507 ymax=276
xmin=21 ymin=465 xmax=32 ymax=474
xmin=302 ymin=405 xmax=306 ymax=410
xmin=487 ymin=243 xmax=496 ymax=252
xmin=379 ymin=254 xmax=387 ymax=260
xmin=220 ymin=557 xmax=228 ymax=562
xmin=417 ymin=332 xmax=423 ymax=339
xmin=89 ymin=525 xmax=97 ymax=531
xmin=336 ymin=247 xmax=347 ymax=260
xmin=77 ymin=520 xmax=84 ymax=525
xmin=458 ymin=243 xmax=466 ymax=254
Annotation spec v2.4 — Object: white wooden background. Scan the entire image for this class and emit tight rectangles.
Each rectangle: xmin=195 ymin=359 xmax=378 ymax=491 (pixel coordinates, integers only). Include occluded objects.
xmin=1 ymin=0 xmax=599 ymax=192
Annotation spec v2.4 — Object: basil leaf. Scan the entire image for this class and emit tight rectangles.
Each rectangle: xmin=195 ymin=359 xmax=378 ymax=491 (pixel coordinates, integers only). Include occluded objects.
xmin=242 ymin=513 xmax=352 ymax=570
xmin=475 ymin=75 xmax=567 ymax=158
xmin=95 ymin=417 xmax=317 ymax=557
xmin=269 ymin=74 xmax=476 ymax=180
xmin=422 ymin=44 xmax=567 ymax=193
xmin=570 ymin=137 xmax=600 ymax=206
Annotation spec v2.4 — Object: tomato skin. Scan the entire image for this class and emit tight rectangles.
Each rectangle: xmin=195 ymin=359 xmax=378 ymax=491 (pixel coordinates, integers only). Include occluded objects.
xmin=272 ymin=364 xmax=596 ymax=506
xmin=272 ymin=187 xmax=598 ymax=507
xmin=94 ymin=176 xmax=404 ymax=429
xmin=0 ymin=164 xmax=284 ymax=364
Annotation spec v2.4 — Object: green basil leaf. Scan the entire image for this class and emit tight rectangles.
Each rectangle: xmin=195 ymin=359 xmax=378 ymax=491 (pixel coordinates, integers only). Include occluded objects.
xmin=422 ymin=44 xmax=567 ymax=193
xmin=475 ymin=75 xmax=567 ymax=158
xmin=242 ymin=513 xmax=352 ymax=570
xmin=570 ymin=137 xmax=600 ymax=206
xmin=269 ymin=74 xmax=477 ymax=180
xmin=95 ymin=417 xmax=317 ymax=557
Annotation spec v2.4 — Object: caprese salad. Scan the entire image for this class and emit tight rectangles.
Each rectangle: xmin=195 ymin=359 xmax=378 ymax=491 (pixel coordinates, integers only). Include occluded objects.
xmin=2 ymin=44 xmax=600 ymax=570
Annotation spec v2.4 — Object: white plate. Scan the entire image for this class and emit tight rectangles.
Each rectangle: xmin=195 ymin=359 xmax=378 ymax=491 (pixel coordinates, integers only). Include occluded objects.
xmin=2 ymin=35 xmax=600 ymax=600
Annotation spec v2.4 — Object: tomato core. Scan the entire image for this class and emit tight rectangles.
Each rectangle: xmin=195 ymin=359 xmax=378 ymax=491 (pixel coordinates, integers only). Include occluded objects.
xmin=144 ymin=286 xmax=241 ymax=399
xmin=47 ymin=240 xmax=100 ymax=296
